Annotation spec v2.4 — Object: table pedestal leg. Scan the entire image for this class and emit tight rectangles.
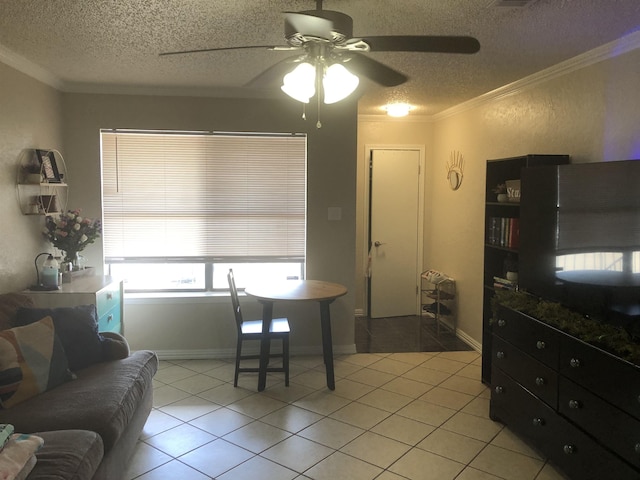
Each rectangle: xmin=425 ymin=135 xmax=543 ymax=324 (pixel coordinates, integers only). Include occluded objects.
xmin=258 ymin=301 xmax=273 ymax=392
xmin=319 ymin=300 xmax=335 ymax=390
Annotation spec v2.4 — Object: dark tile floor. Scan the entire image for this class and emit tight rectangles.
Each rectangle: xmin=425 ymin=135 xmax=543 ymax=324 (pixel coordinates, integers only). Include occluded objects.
xmin=355 ymin=315 xmax=474 ymax=353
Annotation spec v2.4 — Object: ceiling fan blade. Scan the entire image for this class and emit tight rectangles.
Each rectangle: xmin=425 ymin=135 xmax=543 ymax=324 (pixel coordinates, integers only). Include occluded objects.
xmin=344 ymin=54 xmax=407 ymax=87
xmin=159 ymin=45 xmax=292 ymax=57
xmin=358 ymin=35 xmax=480 ymax=54
xmin=284 ymin=12 xmax=336 ymax=40
xmin=245 ymin=56 xmax=302 ymax=88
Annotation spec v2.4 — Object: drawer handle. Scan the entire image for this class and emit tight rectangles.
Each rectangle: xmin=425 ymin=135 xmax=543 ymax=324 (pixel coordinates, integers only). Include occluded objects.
xmin=496 ymin=351 xmax=505 ymax=360
xmin=107 ymin=314 xmax=113 ymax=323
xmin=536 ymin=340 xmax=546 ymax=350
xmin=497 ymin=319 xmax=506 ymax=327
xmin=532 ymin=418 xmax=545 ymax=427
xmin=569 ymin=358 xmax=581 ymax=368
xmin=563 ymin=444 xmax=576 ymax=455
xmin=494 ymin=386 xmax=505 ymax=394
xmin=535 ymin=377 xmax=545 ymax=387
xmin=106 ymin=293 xmax=113 ymax=300
xmin=568 ymin=399 xmax=581 ymax=409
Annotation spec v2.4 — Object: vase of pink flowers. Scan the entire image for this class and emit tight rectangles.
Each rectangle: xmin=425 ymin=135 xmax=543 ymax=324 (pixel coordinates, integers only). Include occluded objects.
xmin=43 ymin=209 xmax=101 ymax=270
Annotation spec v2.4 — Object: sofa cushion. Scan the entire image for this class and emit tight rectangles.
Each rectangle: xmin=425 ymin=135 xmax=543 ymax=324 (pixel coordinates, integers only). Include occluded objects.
xmin=29 ymin=430 xmax=104 ymax=480
xmin=0 ymin=317 xmax=73 ymax=408
xmin=16 ymin=305 xmax=104 ymax=371
xmin=0 ymin=350 xmax=158 ymax=453
xmin=0 ymin=293 xmax=34 ymax=331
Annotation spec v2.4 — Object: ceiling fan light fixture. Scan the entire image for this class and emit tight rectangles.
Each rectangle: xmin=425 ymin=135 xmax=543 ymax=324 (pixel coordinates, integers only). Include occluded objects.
xmin=281 ymin=62 xmax=316 ymax=103
xmin=384 ymin=102 xmax=413 ymax=117
xmin=322 ymin=63 xmax=359 ymax=104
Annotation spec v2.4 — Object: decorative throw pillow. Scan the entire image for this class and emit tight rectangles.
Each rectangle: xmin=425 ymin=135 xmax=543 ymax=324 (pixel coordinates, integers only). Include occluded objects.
xmin=16 ymin=305 xmax=104 ymax=372
xmin=0 ymin=316 xmax=72 ymax=408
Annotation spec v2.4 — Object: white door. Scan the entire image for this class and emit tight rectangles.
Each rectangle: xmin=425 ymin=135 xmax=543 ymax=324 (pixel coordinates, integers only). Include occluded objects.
xmin=369 ymin=149 xmax=421 ymax=318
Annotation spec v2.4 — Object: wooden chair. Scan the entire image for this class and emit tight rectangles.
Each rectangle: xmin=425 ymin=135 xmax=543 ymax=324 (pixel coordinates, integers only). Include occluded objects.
xmin=227 ymin=269 xmax=290 ymax=387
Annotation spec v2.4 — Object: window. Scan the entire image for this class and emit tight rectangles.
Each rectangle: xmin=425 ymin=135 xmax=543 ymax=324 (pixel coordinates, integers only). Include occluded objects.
xmin=101 ymin=130 xmax=306 ymax=291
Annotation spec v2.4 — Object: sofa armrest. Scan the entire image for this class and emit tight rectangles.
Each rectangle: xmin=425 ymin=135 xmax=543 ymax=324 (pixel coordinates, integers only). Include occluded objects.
xmin=100 ymin=331 xmax=130 ymax=360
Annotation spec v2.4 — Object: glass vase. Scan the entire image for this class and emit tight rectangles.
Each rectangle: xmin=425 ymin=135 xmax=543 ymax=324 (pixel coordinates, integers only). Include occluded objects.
xmin=63 ymin=251 xmax=79 ymax=270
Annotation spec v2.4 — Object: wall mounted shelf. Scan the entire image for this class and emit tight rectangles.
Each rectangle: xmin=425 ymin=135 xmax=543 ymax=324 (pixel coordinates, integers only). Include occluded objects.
xmin=17 ymin=149 xmax=68 ymax=215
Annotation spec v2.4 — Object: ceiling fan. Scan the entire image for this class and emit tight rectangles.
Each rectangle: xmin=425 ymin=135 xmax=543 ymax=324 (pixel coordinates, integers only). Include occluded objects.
xmin=160 ymin=1 xmax=480 ymax=121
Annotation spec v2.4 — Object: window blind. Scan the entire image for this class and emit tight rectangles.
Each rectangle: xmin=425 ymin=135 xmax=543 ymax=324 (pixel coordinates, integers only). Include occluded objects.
xmin=101 ymin=130 xmax=306 ymax=260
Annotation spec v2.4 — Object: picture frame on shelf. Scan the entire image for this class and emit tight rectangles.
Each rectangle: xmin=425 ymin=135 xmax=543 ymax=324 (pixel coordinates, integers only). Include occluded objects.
xmin=36 ymin=149 xmax=61 ymax=183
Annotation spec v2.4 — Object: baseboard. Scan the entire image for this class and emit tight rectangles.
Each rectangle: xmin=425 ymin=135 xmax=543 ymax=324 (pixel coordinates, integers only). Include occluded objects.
xmin=152 ymin=343 xmax=357 ymax=361
xmin=456 ymin=328 xmax=482 ymax=353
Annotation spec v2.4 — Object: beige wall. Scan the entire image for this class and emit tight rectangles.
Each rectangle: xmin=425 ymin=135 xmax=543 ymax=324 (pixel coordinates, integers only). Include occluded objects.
xmin=355 ymin=118 xmax=434 ymax=314
xmin=3 ymin=40 xmax=639 ymax=356
xmin=0 ymin=63 xmax=63 ymax=292
xmin=356 ymin=45 xmax=640 ymax=347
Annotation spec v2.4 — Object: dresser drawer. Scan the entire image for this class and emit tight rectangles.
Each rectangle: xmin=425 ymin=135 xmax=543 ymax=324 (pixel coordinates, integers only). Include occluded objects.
xmin=492 ymin=335 xmax=558 ymax=408
xmin=492 ymin=368 xmax=640 ymax=480
xmin=96 ymin=283 xmax=121 ymax=317
xmin=560 ymin=376 xmax=640 ymax=469
xmin=98 ymin=305 xmax=122 ymax=333
xmin=494 ymin=305 xmax=560 ymax=368
xmin=490 ymin=367 xmax=556 ymax=447
xmin=560 ymin=334 xmax=640 ymax=420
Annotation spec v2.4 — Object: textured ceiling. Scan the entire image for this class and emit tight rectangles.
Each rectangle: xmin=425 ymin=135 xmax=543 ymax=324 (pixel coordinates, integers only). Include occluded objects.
xmin=1 ymin=0 xmax=639 ymax=116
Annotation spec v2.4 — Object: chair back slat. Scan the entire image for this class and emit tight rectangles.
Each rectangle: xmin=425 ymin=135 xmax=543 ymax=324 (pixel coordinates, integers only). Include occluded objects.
xmin=227 ymin=269 xmax=243 ymax=331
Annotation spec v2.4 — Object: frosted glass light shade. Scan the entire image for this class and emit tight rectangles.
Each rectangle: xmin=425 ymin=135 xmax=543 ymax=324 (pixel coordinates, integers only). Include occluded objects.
xmin=323 ymin=64 xmax=359 ymax=104
xmin=281 ymin=63 xmax=316 ymax=103
xmin=384 ymin=103 xmax=412 ymax=117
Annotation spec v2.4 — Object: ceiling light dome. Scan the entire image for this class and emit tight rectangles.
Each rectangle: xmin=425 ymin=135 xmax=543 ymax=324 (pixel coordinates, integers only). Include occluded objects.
xmin=384 ymin=103 xmax=413 ymax=117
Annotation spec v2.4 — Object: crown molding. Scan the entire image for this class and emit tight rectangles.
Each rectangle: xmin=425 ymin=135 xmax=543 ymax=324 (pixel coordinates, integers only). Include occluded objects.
xmin=0 ymin=44 xmax=63 ymax=90
xmin=433 ymin=29 xmax=640 ymax=121
xmin=3 ymin=28 xmax=639 ymax=119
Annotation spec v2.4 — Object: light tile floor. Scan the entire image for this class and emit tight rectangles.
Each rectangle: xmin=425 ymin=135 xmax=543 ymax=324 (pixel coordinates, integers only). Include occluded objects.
xmin=126 ymin=351 xmax=570 ymax=480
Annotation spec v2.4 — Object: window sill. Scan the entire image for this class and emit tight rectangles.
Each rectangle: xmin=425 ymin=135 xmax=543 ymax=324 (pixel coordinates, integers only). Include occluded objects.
xmin=125 ymin=291 xmax=238 ymax=305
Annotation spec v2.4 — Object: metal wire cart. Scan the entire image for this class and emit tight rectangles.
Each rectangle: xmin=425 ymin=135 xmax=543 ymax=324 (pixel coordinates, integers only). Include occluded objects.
xmin=420 ymin=270 xmax=456 ymax=336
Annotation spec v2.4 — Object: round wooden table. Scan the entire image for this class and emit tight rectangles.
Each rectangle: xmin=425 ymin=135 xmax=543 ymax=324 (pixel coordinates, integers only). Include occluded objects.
xmin=245 ymin=280 xmax=348 ymax=391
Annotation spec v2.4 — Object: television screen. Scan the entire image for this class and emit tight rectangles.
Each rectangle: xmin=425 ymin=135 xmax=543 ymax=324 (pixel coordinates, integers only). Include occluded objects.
xmin=520 ymin=160 xmax=640 ymax=327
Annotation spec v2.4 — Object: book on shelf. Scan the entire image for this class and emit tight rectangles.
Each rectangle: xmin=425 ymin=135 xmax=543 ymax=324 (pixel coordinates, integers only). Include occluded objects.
xmin=493 ymin=276 xmax=518 ymax=290
xmin=488 ymin=217 xmax=519 ymax=249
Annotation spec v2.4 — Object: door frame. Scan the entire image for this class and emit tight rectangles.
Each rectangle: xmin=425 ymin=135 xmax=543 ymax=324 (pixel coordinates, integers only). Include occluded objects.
xmin=363 ymin=144 xmax=426 ymax=317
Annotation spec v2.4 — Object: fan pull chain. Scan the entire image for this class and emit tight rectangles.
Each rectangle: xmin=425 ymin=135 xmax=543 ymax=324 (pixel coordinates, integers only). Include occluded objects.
xmin=302 ymin=103 xmax=306 ymax=120
xmin=316 ymin=70 xmax=322 ymax=128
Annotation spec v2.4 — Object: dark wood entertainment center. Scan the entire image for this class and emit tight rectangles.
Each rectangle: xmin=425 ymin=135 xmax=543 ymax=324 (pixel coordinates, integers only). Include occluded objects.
xmin=490 ymin=305 xmax=640 ymax=479
xmin=483 ymin=155 xmax=640 ymax=479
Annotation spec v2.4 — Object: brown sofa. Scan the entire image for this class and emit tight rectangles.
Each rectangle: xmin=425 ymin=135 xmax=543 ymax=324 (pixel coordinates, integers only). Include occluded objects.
xmin=0 ymin=293 xmax=158 ymax=480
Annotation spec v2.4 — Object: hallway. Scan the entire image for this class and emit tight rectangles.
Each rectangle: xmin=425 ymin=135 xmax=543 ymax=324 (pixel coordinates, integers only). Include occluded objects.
xmin=355 ymin=315 xmax=473 ymax=353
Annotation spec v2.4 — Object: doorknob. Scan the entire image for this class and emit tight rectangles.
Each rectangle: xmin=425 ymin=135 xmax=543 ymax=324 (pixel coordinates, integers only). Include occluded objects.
xmin=374 ymin=241 xmax=386 ymax=247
